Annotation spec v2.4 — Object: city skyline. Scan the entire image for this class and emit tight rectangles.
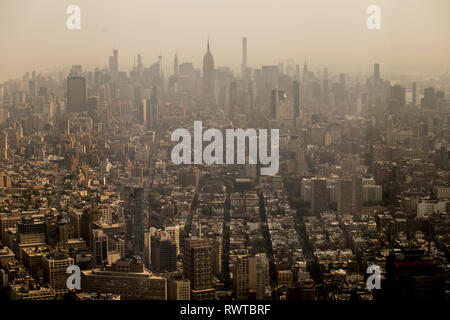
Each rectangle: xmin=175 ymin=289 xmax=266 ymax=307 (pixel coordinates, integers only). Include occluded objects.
xmin=0 ymin=0 xmax=449 ymax=306
xmin=1 ymin=0 xmax=450 ymax=82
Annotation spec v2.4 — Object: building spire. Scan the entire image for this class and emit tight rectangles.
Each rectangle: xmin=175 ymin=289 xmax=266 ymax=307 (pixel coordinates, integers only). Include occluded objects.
xmin=207 ymin=35 xmax=210 ymax=52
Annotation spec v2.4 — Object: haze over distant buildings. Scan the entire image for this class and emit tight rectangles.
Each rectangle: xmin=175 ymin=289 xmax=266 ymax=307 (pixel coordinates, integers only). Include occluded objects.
xmin=1 ymin=0 xmax=449 ymax=81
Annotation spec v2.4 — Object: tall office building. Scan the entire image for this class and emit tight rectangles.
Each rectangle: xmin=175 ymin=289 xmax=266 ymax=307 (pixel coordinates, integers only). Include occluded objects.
xmin=211 ymin=237 xmax=222 ymax=276
xmin=412 ymin=82 xmax=417 ymax=105
xmin=87 ymin=96 xmax=99 ymax=115
xmin=151 ymin=230 xmax=177 ymax=273
xmin=67 ymin=76 xmax=86 ymax=113
xmin=300 ymin=61 xmax=312 ymax=108
xmin=144 ymin=231 xmax=151 ymax=267
xmin=92 ymin=229 xmax=108 ymax=267
xmin=293 ymin=80 xmax=300 ymax=118
xmin=165 ymin=225 xmax=180 ymax=256
xmin=391 ymin=85 xmax=406 ymax=107
xmin=42 ymin=251 xmax=74 ymax=296
xmin=17 ymin=216 xmax=46 ymax=245
xmin=17 ymin=216 xmax=46 ymax=246
xmin=374 ymin=63 xmax=380 ymax=81
xmin=241 ymin=37 xmax=247 ymax=79
xmin=109 ymin=49 xmax=119 ymax=80
xmin=337 ymin=178 xmax=352 ymax=215
xmin=202 ymin=39 xmax=215 ymax=100
xmin=229 ymin=81 xmax=238 ymax=119
xmin=146 ymin=86 xmax=159 ymax=131
xmin=168 ymin=278 xmax=191 ymax=300
xmin=233 ymin=253 xmax=268 ymax=300
xmin=352 ymin=176 xmax=362 ymax=214
xmin=337 ymin=176 xmax=362 ymax=215
xmin=0 ymin=132 xmax=6 ymax=161
xmin=68 ymin=208 xmax=83 ymax=239
xmin=139 ymin=99 xmax=147 ymax=127
xmin=133 ymin=85 xmax=143 ymax=110
xmin=136 ymin=54 xmax=143 ymax=80
xmin=174 ymin=53 xmax=179 ymax=77
xmin=421 ymin=87 xmax=436 ymax=108
xmin=271 ymin=89 xmax=289 ymax=120
xmin=183 ymin=238 xmax=215 ymax=300
xmin=311 ymin=178 xmax=328 ymax=215
xmin=133 ymin=187 xmax=145 ymax=255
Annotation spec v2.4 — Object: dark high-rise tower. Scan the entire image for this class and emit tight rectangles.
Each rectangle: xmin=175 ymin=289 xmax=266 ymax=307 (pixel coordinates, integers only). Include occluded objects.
xmin=421 ymin=87 xmax=436 ymax=108
xmin=174 ymin=53 xmax=179 ymax=77
xmin=229 ymin=81 xmax=237 ymax=119
xmin=374 ymin=63 xmax=380 ymax=81
xmin=337 ymin=176 xmax=362 ymax=215
xmin=151 ymin=231 xmax=177 ymax=272
xmin=92 ymin=229 xmax=108 ymax=267
xmin=271 ymin=89 xmax=278 ymax=119
xmin=67 ymin=76 xmax=86 ymax=113
xmin=391 ymin=85 xmax=406 ymax=107
xmin=242 ymin=37 xmax=247 ymax=80
xmin=109 ymin=49 xmax=119 ymax=80
xmin=137 ymin=54 xmax=143 ymax=80
xmin=146 ymin=86 xmax=159 ymax=131
xmin=183 ymin=238 xmax=215 ymax=300
xmin=412 ymin=82 xmax=417 ymax=105
xmin=202 ymin=39 xmax=215 ymax=101
xmin=293 ymin=80 xmax=300 ymax=118
xmin=311 ymin=178 xmax=328 ymax=216
xmin=133 ymin=187 xmax=145 ymax=255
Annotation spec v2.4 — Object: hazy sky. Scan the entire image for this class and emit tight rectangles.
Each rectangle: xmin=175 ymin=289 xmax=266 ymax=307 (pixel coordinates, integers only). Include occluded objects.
xmin=1 ymin=0 xmax=449 ymax=82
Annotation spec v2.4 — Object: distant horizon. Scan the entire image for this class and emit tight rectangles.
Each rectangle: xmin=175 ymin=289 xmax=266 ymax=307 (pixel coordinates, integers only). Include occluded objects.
xmin=2 ymin=46 xmax=449 ymax=84
xmin=1 ymin=0 xmax=449 ymax=83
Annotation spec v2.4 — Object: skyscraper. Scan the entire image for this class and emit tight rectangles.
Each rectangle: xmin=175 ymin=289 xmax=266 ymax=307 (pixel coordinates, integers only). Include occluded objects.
xmin=133 ymin=187 xmax=145 ymax=255
xmin=300 ymin=60 xmax=312 ymax=108
xmin=165 ymin=225 xmax=181 ymax=256
xmin=311 ymin=178 xmax=328 ymax=216
xmin=391 ymin=85 xmax=406 ymax=107
xmin=67 ymin=76 xmax=86 ymax=113
xmin=183 ymin=238 xmax=215 ymax=300
xmin=92 ymin=229 xmax=108 ymax=267
xmin=17 ymin=216 xmax=46 ymax=245
xmin=174 ymin=53 xmax=179 ymax=77
xmin=139 ymin=99 xmax=147 ymax=127
xmin=337 ymin=176 xmax=362 ymax=215
xmin=109 ymin=48 xmax=119 ymax=80
xmin=242 ymin=37 xmax=247 ymax=80
xmin=146 ymin=86 xmax=159 ymax=131
xmin=374 ymin=63 xmax=380 ymax=81
xmin=233 ymin=253 xmax=268 ymax=300
xmin=421 ymin=87 xmax=436 ymax=108
xmin=293 ymin=80 xmax=300 ymax=118
xmin=202 ymin=39 xmax=215 ymax=101
xmin=42 ymin=251 xmax=74 ymax=296
xmin=337 ymin=178 xmax=352 ymax=215
xmin=136 ymin=54 xmax=143 ymax=80
xmin=229 ymin=81 xmax=237 ymax=119
xmin=151 ymin=231 xmax=177 ymax=273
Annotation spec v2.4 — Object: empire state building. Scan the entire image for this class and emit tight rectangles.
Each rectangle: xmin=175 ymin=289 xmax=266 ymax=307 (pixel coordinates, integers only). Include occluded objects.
xmin=202 ymin=39 xmax=215 ymax=101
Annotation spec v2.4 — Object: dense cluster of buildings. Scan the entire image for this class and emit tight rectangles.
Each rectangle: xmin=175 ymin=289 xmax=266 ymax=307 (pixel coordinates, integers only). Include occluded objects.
xmin=0 ymin=37 xmax=449 ymax=301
